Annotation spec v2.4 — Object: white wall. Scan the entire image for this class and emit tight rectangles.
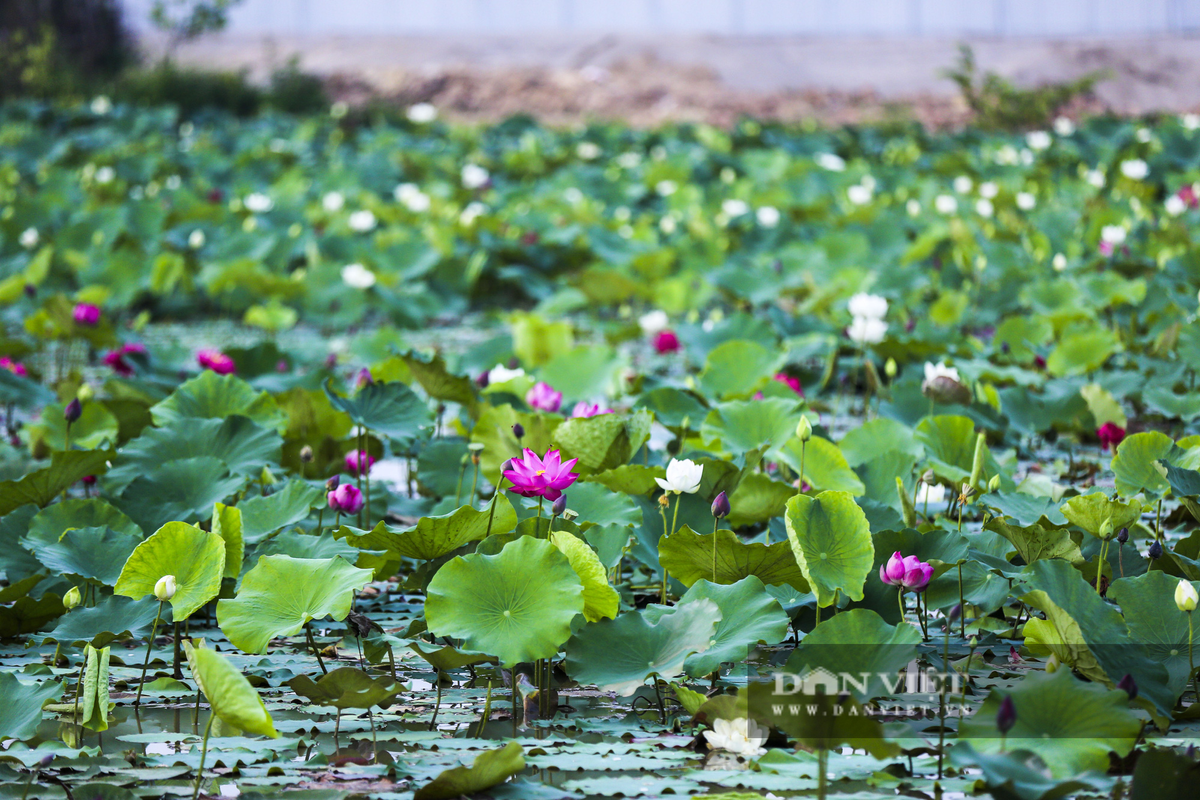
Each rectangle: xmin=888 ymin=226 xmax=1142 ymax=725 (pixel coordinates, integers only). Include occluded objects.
xmin=120 ymin=0 xmax=1198 ymax=35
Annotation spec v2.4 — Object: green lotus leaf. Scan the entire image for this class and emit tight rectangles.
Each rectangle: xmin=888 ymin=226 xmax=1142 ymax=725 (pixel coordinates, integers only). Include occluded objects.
xmin=426 ymin=536 xmax=583 ymax=667
xmin=634 ymin=386 xmax=708 ymax=429
xmin=28 ymin=498 xmax=141 ymax=540
xmin=1160 ymin=461 xmax=1200 ymax=498
xmin=538 ymin=344 xmax=627 ymax=402
xmin=725 ymin=472 xmax=795 ymax=527
xmin=116 ymin=456 xmax=246 ymax=534
xmin=1111 ymin=431 xmax=1200 ymax=499
xmin=0 ymin=449 xmax=113 ymax=515
xmin=338 ymin=495 xmax=517 ymax=561
xmin=582 ymin=524 xmax=633 ymax=568
xmin=1045 ymin=328 xmax=1121 ymax=377
xmin=915 ymin=415 xmax=1000 ymax=487
xmin=561 ymin=481 xmax=642 ymax=528
xmin=781 ymin=608 xmax=921 ymax=701
xmin=1108 ymin=571 xmax=1196 ymax=698
xmin=216 ymin=555 xmax=374 ymax=654
xmin=151 ymin=370 xmax=285 ymax=433
xmin=27 ymin=399 xmax=119 ymax=451
xmin=238 ymin=480 xmax=325 ymax=544
xmin=655 ymin=577 xmax=789 ymax=677
xmin=212 ymin=502 xmax=245 ymax=579
xmin=701 ymin=397 xmax=803 ymax=459
xmin=113 ymin=521 xmax=226 ymax=621
xmin=984 ymin=517 xmax=1083 ymax=565
xmin=78 ymin=644 xmax=111 ymax=732
xmin=658 ymin=525 xmax=810 ymax=592
xmin=22 ymin=525 xmax=141 ymax=587
xmin=185 ymin=642 xmax=278 ymax=738
xmin=551 ymin=410 xmax=652 ymax=477
xmin=698 ymin=340 xmax=785 ymax=400
xmin=0 ymin=366 xmax=54 ymax=408
xmin=551 ymin=530 xmax=619 ymax=622
xmin=778 ymin=436 xmax=865 ymax=495
xmin=784 ymin=491 xmax=874 ymax=607
xmin=584 ymin=464 xmax=665 ymax=496
xmin=287 ymin=667 xmax=403 ymax=710
xmin=564 ymin=600 xmax=720 ymax=696
xmin=45 ymin=595 xmax=168 ymax=649
xmin=413 ymin=741 xmax=525 ymax=800
xmin=0 ymin=672 xmax=61 ymax=742
xmin=399 ymin=349 xmax=480 ymax=417
xmin=839 ymin=418 xmax=922 ymax=467
xmin=323 ymin=378 xmax=431 ymax=446
xmin=1059 ymin=493 xmax=1142 ymax=538
xmin=959 ymin=669 xmax=1140 ymax=778
xmin=408 ymin=641 xmax=497 ymax=671
xmin=855 ymin=449 xmax=919 ymax=511
xmin=469 ymin=404 xmax=562 ymax=485
xmin=947 ymin=743 xmax=1111 ymax=800
xmin=0 ymin=587 xmax=64 ymax=638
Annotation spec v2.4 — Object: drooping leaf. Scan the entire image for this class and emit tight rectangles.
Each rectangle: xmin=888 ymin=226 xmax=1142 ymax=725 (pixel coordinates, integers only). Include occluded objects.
xmin=658 ymin=525 xmax=809 ymax=592
xmin=78 ymin=645 xmax=111 ymax=732
xmin=185 ymin=642 xmax=278 ymax=738
xmin=287 ymin=667 xmax=403 ymax=710
xmin=551 ymin=530 xmax=619 ymax=622
xmin=413 ymin=741 xmax=526 ymax=800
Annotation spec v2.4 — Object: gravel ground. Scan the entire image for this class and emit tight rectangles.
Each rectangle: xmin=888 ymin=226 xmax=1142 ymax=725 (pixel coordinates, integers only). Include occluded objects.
xmin=155 ymin=33 xmax=1200 ymax=126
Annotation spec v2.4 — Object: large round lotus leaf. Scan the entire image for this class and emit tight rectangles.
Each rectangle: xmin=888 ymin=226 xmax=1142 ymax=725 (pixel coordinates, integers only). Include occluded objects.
xmin=563 ymin=600 xmax=720 ymax=696
xmin=0 ymin=671 xmax=62 ymax=742
xmin=550 ymin=410 xmax=652 ymax=476
xmin=658 ymin=525 xmax=810 ymax=592
xmin=697 ymin=340 xmax=784 ymax=400
xmin=185 ymin=642 xmax=278 ymax=738
xmin=700 ymin=397 xmax=802 ymax=459
xmin=1045 ymin=328 xmax=1120 ymax=377
xmin=113 ymin=521 xmax=225 ymax=621
xmin=649 ymin=576 xmax=789 ymax=677
xmin=839 ymin=418 xmax=922 ymax=467
xmin=287 ymin=667 xmax=403 ymax=710
xmin=551 ymin=530 xmax=619 ymax=622
xmin=425 ymin=536 xmax=583 ymax=667
xmin=959 ymin=669 xmax=1140 ymax=778
xmin=784 ymin=491 xmax=874 ymax=607
xmin=778 ymin=436 xmax=865 ymax=495
xmin=0 ymin=449 xmax=113 ymax=516
xmin=781 ymin=608 xmax=921 ymax=701
xmin=116 ymin=456 xmax=246 ymax=534
xmin=237 ymin=480 xmax=325 ymax=544
xmin=216 ymin=555 xmax=374 ymax=654
xmin=562 ymin=481 xmax=642 ymax=528
xmin=1108 ymin=572 xmax=1197 ymax=698
xmin=28 ymin=498 xmax=141 ymax=540
xmin=1059 ymin=493 xmax=1142 ymax=538
xmin=323 ymin=378 xmax=431 ymax=446
xmin=22 ymin=526 xmax=141 ymax=587
xmin=151 ymin=370 xmax=285 ymax=433
xmin=725 ymin=472 xmax=795 ymax=527
xmin=414 ymin=741 xmax=525 ymax=800
xmin=337 ymin=495 xmax=518 ymax=561
xmin=45 ymin=595 xmax=167 ymax=649
xmin=1111 ymin=431 xmax=1200 ymax=499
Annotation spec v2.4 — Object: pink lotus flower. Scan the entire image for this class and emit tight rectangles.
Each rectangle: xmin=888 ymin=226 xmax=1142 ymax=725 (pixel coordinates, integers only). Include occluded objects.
xmin=103 ymin=343 xmax=146 ymax=377
xmin=654 ymin=330 xmax=680 ymax=354
xmin=879 ymin=551 xmax=933 ymax=592
xmin=73 ymin=303 xmax=101 ymax=326
xmin=0 ymin=357 xmax=28 ymax=377
xmin=1180 ymin=184 xmax=1199 ymax=209
xmin=773 ymin=373 xmax=804 ymax=396
xmin=502 ymin=448 xmax=579 ymax=501
xmin=355 ymin=368 xmax=373 ymax=389
xmin=1098 ymin=240 xmax=1114 ymax=257
xmin=328 ymin=483 xmax=364 ymax=514
xmin=345 ymin=449 xmax=375 ymax=475
xmin=571 ymin=401 xmax=613 ymax=418
xmin=526 ymin=381 xmax=563 ymax=413
xmin=197 ymin=349 xmax=235 ymax=374
xmin=1098 ymin=422 xmax=1126 ymax=451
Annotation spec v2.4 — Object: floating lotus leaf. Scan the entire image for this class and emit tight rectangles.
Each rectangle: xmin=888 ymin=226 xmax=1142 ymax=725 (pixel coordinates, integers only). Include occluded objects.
xmin=0 ymin=672 xmax=61 ymax=742
xmin=287 ymin=667 xmax=403 ymax=710
xmin=45 ymin=595 xmax=168 ymax=649
xmin=414 ymin=741 xmax=525 ymax=800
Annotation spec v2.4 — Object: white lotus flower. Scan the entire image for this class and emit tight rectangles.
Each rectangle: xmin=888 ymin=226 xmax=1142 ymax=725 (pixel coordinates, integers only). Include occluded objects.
xmin=1016 ymin=192 xmax=1036 ymax=210
xmin=756 ymin=206 xmax=780 ymax=227
xmin=924 ymin=361 xmax=960 ymax=383
xmin=906 ymin=199 xmax=921 ymax=216
xmin=165 ymin=175 xmax=182 ymax=190
xmin=975 ymin=199 xmax=994 ymax=217
xmin=847 ymin=184 xmax=872 ymax=205
xmin=1184 ymin=114 xmax=1200 ymax=131
xmin=1166 ymin=195 xmax=1187 ymax=216
xmin=722 ymin=198 xmax=749 ymax=217
xmin=19 ymin=228 xmax=38 ymax=249
xmin=462 ymin=163 xmax=490 ymax=189
xmin=90 ymin=95 xmax=112 ymax=115
xmin=1086 ymin=169 xmax=1106 ymax=188
xmin=656 ymin=458 xmax=703 ymax=495
xmin=659 ymin=216 xmax=677 ymax=234
xmin=639 ymin=309 xmax=670 ymax=335
xmin=655 ymin=180 xmax=678 ymax=197
xmin=979 ymin=181 xmax=999 ymax=199
xmin=702 ymin=717 xmax=768 ymax=757
xmin=953 ymin=175 xmax=973 ymax=194
xmin=1101 ymin=225 xmax=1127 ymax=245
xmin=244 ymin=193 xmax=273 ymax=213
xmin=847 ymin=316 xmax=887 ymax=345
xmin=617 ymin=152 xmax=641 ymax=169
xmin=406 ymin=103 xmax=437 ymax=123
xmin=848 ymin=293 xmax=888 ymax=321
xmin=348 ymin=209 xmax=377 ymax=232
xmin=322 ymin=191 xmax=345 ymax=212
xmin=395 ymin=183 xmax=431 ymax=212
xmin=1026 ymin=131 xmax=1051 ymax=150
xmin=576 ymin=141 xmax=601 ymax=160
xmin=95 ymin=166 xmax=115 ymax=184
xmin=188 ymin=229 xmax=206 ymax=249
xmin=934 ymin=194 xmax=958 ymax=214
xmin=1054 ymin=116 xmax=1075 ymax=136
xmin=1176 ymin=579 xmax=1198 ymax=612
xmin=995 ymin=145 xmax=1019 ymax=165
xmin=815 ymin=153 xmax=845 ymax=172
xmin=488 ymin=364 xmax=525 ymax=384
xmin=154 ymin=575 xmax=177 ymax=602
xmin=1120 ymin=159 xmax=1148 ymax=180
xmin=341 ymin=263 xmax=376 ymax=289
xmin=916 ymin=483 xmax=946 ymax=506
xmin=1136 ymin=128 xmax=1152 ymax=143
xmin=1052 ymin=253 xmax=1067 ymax=271
xmin=460 ymin=201 xmax=487 ymax=225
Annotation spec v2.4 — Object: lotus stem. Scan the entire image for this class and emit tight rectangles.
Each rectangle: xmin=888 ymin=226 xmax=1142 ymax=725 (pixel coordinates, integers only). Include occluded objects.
xmin=797 ymin=440 xmax=806 ymax=496
xmin=191 ymin=712 xmax=214 ymax=800
xmin=898 ymin=587 xmax=906 ymax=625
xmin=536 ymin=497 xmax=545 ymax=537
xmin=712 ymin=518 xmax=719 ymax=583
xmin=937 ymin=617 xmax=951 ymax=779
xmin=136 ymin=601 xmax=164 ymax=707
xmin=958 ymin=565 xmax=965 ymax=637
xmin=305 ymin=623 xmax=327 ymax=675
xmin=454 ymin=456 xmax=467 ymax=506
xmin=484 ymin=475 xmax=507 ymax=539
xmin=476 ymin=680 xmax=493 ymax=739
xmin=817 ymin=746 xmax=828 ymax=800
xmin=429 ymin=675 xmax=442 ymax=730
xmin=1190 ymin=612 xmax=1196 ymax=701
xmin=364 ymin=430 xmax=371 ymax=526
xmin=315 ymin=508 xmax=324 ymax=538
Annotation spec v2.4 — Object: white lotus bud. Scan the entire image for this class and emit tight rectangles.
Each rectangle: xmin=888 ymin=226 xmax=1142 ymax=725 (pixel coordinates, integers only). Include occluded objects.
xmin=154 ymin=575 xmax=177 ymax=602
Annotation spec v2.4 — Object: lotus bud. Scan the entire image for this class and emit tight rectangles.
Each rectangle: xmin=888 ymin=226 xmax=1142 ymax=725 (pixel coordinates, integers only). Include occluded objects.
xmin=680 ymin=416 xmax=691 ymax=432
xmin=299 ymin=445 xmax=314 ymax=463
xmin=77 ymin=384 xmax=94 ymax=402
xmin=37 ymin=754 xmax=54 ymax=768
xmin=63 ymin=586 xmax=81 ymax=610
xmin=551 ymin=495 xmax=567 ymax=516
xmin=969 ymin=636 xmax=978 ymax=649
xmin=24 ymin=284 xmax=35 ymax=298
xmin=987 ymin=474 xmax=1001 ymax=493
xmin=1117 ymin=527 xmax=1129 ymax=544
xmin=1176 ymin=579 xmax=1198 ymax=612
xmin=1149 ymin=540 xmax=1163 ymax=560
xmin=996 ymin=695 xmax=1017 ymax=734
xmin=1117 ymin=673 xmax=1138 ymax=699
xmin=261 ymin=466 xmax=277 ymax=485
xmin=1046 ymin=654 xmax=1059 ymax=673
xmin=1099 ymin=516 xmax=1114 ymax=540
xmin=947 ymin=603 xmax=963 ymax=623
xmin=326 ymin=474 xmax=340 ymax=492
xmin=500 ymin=459 xmax=513 ymax=473
xmin=922 ymin=469 xmax=936 ymax=485
xmin=64 ymin=398 xmax=82 ymax=425
xmin=154 ymin=575 xmax=177 ymax=602
xmin=512 ymin=423 xmax=525 ymax=440
xmin=884 ymin=358 xmax=897 ymax=379
xmin=711 ymin=491 xmax=730 ymax=519
xmin=796 ymin=415 xmax=813 ymax=442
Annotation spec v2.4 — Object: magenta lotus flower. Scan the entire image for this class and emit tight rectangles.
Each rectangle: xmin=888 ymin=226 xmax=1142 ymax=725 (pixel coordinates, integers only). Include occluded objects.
xmin=879 ymin=551 xmax=933 ymax=592
xmin=345 ymin=449 xmax=375 ymax=475
xmin=73 ymin=303 xmax=101 ymax=326
xmin=355 ymin=368 xmax=373 ymax=389
xmin=103 ymin=343 xmax=146 ymax=377
xmin=1097 ymin=422 xmax=1126 ymax=451
xmin=197 ymin=349 xmax=235 ymax=374
xmin=502 ymin=448 xmax=579 ymax=501
xmin=526 ymin=381 xmax=563 ymax=413
xmin=327 ymin=483 xmax=364 ymax=514
xmin=773 ymin=373 xmax=804 ymax=397
xmin=0 ymin=357 xmax=28 ymax=377
xmin=571 ymin=401 xmax=613 ymax=418
xmin=654 ymin=330 xmax=681 ymax=354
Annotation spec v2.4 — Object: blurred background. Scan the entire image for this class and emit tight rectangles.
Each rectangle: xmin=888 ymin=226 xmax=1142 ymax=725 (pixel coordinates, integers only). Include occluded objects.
xmin=2 ymin=0 xmax=1198 ymax=126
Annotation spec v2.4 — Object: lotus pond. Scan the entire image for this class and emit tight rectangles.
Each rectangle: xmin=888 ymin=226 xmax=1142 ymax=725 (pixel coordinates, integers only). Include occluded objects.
xmin=4 ymin=101 xmax=1200 ymax=800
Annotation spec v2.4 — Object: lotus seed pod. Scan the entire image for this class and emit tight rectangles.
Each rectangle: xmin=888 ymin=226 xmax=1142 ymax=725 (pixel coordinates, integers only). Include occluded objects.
xmin=63 ymin=586 xmax=81 ymax=610
xmin=795 ymin=415 xmax=813 ymax=442
xmin=299 ymin=445 xmax=314 ymax=463
xmin=154 ymin=574 xmax=177 ymax=602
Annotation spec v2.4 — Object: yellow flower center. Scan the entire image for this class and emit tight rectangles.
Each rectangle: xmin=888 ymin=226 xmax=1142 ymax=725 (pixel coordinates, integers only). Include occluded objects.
xmin=536 ymin=469 xmax=546 ymax=476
